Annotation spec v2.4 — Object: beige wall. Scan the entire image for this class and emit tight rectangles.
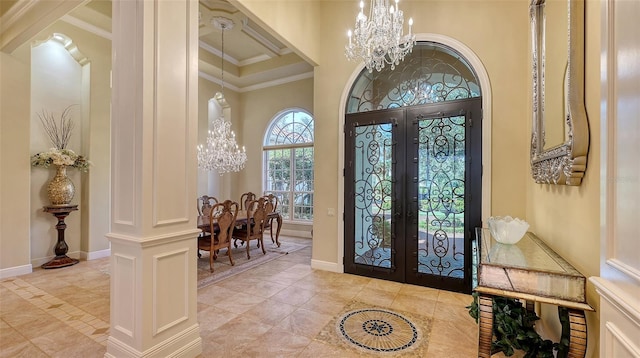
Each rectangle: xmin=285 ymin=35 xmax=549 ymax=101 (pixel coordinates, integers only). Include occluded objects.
xmin=525 ymin=0 xmax=601 ymax=355
xmin=3 ymin=18 xmax=112 ymax=267
xmin=239 ymin=0 xmax=601 ymax=352
xmin=0 ymin=52 xmax=32 ymax=273
xmin=230 ymin=0 xmax=321 ymax=67
xmin=242 ymin=0 xmax=531 ymax=263
xmin=236 ymin=78 xmax=314 ymax=200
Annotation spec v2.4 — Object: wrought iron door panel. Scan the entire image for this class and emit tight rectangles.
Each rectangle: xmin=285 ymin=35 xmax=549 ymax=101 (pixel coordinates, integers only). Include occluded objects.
xmin=345 ymin=109 xmax=405 ymax=282
xmin=345 ymin=99 xmax=481 ymax=293
xmin=406 ymin=99 xmax=482 ymax=293
xmin=416 ymin=115 xmax=466 ymax=278
xmin=353 ymin=123 xmax=393 ymax=268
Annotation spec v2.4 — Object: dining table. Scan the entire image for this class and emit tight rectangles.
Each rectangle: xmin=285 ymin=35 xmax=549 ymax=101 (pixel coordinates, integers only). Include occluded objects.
xmin=197 ymin=210 xmax=282 ymax=247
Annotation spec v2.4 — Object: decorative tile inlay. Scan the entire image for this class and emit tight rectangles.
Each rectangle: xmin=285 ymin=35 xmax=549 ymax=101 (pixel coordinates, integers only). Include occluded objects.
xmin=316 ymin=301 xmax=432 ymax=356
xmin=338 ymin=308 xmax=418 ymax=352
xmin=0 ymin=278 xmax=110 ymax=346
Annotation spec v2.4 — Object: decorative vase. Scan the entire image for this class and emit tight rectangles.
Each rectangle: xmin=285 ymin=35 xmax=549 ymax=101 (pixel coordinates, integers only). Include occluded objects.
xmin=47 ymin=165 xmax=75 ymax=206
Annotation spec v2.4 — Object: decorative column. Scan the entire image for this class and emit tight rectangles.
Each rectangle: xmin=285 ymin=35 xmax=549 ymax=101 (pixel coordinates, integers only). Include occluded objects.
xmin=106 ymin=1 xmax=201 ymax=357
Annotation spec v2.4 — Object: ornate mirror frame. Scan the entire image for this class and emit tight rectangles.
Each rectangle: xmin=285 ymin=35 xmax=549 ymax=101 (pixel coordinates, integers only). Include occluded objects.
xmin=530 ymin=0 xmax=589 ymax=185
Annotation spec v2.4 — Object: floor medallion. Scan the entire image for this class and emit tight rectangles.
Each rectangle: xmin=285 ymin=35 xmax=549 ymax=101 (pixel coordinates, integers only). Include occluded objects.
xmin=336 ymin=308 xmax=419 ymax=353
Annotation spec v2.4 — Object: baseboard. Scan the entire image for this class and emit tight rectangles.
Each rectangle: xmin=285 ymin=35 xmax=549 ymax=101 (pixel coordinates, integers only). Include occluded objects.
xmin=0 ymin=264 xmax=33 ymax=279
xmin=80 ymin=248 xmax=111 ymax=261
xmin=311 ymin=259 xmax=341 ymax=272
xmin=280 ymin=228 xmax=312 ymax=239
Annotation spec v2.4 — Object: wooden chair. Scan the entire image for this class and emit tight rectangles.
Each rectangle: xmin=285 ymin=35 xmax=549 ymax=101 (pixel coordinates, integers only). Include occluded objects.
xmin=232 ymin=197 xmax=267 ymax=259
xmin=262 ymin=193 xmax=278 ymax=244
xmin=239 ymin=192 xmax=256 ymax=211
xmin=197 ymin=195 xmax=218 ymax=216
xmin=197 ymin=200 xmax=238 ymax=272
xmin=196 ymin=195 xmax=218 ymax=257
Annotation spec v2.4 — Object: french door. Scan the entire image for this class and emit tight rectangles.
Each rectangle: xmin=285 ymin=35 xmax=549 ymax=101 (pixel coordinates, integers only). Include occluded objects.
xmin=344 ymin=97 xmax=482 ymax=293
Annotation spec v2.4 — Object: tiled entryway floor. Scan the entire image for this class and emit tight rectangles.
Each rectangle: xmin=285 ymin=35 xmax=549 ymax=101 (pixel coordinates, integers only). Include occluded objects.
xmin=0 ymin=237 xmax=480 ymax=357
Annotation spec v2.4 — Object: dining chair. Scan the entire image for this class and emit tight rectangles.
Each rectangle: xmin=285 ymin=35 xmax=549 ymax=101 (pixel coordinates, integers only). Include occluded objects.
xmin=197 ymin=200 xmax=239 ymax=272
xmin=262 ymin=193 xmax=278 ymax=244
xmin=239 ymin=192 xmax=256 ymax=211
xmin=232 ymin=197 xmax=267 ymax=259
xmin=196 ymin=195 xmax=219 ymax=258
xmin=197 ymin=195 xmax=218 ymax=216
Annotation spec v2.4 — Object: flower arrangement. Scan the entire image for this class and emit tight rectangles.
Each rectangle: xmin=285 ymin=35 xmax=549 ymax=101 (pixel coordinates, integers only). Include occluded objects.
xmin=30 ymin=105 xmax=91 ymax=172
xmin=31 ymin=148 xmax=91 ymax=172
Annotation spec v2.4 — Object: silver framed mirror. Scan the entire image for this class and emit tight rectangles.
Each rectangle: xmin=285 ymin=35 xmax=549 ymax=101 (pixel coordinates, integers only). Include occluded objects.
xmin=530 ymin=0 xmax=589 ymax=185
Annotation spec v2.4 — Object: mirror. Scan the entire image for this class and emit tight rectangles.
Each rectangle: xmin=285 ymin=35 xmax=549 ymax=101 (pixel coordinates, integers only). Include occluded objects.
xmin=530 ymin=0 xmax=589 ymax=185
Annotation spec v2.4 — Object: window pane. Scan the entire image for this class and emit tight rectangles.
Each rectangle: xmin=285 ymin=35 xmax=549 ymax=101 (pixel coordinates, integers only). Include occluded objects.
xmin=267 ymin=191 xmax=290 ymax=220
xmin=293 ymin=192 xmax=313 ymax=220
xmin=294 ymin=147 xmax=314 ymax=191
xmin=346 ymin=42 xmax=481 ymax=114
xmin=265 ymin=110 xmax=314 ymax=146
xmin=265 ymin=149 xmax=291 ymax=191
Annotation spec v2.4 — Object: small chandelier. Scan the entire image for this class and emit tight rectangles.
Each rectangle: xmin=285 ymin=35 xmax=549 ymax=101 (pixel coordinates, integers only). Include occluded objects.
xmin=197 ymin=17 xmax=247 ymax=174
xmin=345 ymin=0 xmax=416 ymax=73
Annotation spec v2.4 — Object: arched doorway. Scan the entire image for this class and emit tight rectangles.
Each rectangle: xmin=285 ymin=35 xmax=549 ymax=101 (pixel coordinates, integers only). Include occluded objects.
xmin=343 ymin=41 xmax=484 ymax=293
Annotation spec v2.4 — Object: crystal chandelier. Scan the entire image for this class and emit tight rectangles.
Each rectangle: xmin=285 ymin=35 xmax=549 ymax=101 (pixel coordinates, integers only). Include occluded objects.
xmin=197 ymin=17 xmax=247 ymax=174
xmin=345 ymin=0 xmax=416 ymax=73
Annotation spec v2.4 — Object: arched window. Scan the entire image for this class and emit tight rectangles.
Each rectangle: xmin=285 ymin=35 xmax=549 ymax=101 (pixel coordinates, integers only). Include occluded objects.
xmin=346 ymin=42 xmax=481 ymax=113
xmin=263 ymin=108 xmax=314 ymax=222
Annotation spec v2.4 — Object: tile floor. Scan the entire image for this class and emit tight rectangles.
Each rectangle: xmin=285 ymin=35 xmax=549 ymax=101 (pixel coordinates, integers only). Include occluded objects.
xmin=0 ymin=237 xmax=481 ymax=357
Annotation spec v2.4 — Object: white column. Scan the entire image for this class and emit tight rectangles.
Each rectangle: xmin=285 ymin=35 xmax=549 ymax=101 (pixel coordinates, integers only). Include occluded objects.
xmin=106 ymin=1 xmax=201 ymax=357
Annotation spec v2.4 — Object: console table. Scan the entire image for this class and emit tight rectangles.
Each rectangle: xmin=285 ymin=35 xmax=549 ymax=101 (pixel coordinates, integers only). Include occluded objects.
xmin=42 ymin=205 xmax=80 ymax=269
xmin=474 ymin=228 xmax=593 ymax=357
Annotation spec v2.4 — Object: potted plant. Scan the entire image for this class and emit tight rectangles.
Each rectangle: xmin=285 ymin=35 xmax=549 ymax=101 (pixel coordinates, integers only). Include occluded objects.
xmin=467 ymin=293 xmax=570 ymax=358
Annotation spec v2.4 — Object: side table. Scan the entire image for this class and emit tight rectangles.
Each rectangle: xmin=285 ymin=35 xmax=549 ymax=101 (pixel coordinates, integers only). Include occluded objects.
xmin=42 ymin=205 xmax=80 ymax=269
xmin=474 ymin=228 xmax=594 ymax=357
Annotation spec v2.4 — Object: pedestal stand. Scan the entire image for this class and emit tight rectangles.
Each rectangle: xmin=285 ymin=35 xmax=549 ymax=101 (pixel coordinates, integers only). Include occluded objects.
xmin=42 ymin=205 xmax=79 ymax=269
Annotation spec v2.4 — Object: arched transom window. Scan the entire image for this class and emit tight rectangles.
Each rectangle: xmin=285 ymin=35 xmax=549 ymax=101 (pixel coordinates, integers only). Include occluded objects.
xmin=346 ymin=41 xmax=481 ymax=114
xmin=263 ymin=108 xmax=314 ymax=222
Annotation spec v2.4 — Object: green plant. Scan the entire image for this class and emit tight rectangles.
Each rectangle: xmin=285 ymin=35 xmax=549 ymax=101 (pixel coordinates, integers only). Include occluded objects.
xmin=467 ymin=292 xmax=569 ymax=358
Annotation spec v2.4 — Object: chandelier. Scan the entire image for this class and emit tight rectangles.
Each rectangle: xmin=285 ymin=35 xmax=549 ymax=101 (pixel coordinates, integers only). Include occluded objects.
xmin=197 ymin=17 xmax=247 ymax=174
xmin=345 ymin=0 xmax=416 ymax=73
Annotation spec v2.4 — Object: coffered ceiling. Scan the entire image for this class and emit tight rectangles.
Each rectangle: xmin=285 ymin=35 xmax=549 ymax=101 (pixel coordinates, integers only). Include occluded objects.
xmin=67 ymin=0 xmax=314 ymax=92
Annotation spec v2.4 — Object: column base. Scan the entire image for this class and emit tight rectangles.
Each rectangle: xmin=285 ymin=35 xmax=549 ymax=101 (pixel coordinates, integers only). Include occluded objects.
xmin=105 ymin=324 xmax=202 ymax=358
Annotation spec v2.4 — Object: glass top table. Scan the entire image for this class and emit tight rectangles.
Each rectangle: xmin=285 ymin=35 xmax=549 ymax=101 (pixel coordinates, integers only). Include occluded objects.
xmin=476 ymin=228 xmax=590 ymax=306
xmin=473 ymin=227 xmax=593 ymax=358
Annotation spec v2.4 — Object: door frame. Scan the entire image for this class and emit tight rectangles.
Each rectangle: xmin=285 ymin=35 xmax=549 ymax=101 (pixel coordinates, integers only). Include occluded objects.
xmin=333 ymin=34 xmax=493 ymax=274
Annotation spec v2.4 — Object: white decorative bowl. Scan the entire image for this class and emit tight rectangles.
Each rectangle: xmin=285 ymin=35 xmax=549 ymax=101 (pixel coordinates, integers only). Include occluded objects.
xmin=487 ymin=216 xmax=529 ymax=245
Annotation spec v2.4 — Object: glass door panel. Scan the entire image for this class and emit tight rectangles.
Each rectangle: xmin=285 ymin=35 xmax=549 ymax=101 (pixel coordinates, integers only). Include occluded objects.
xmin=353 ymin=123 xmax=393 ymax=268
xmin=416 ymin=115 xmax=466 ymax=278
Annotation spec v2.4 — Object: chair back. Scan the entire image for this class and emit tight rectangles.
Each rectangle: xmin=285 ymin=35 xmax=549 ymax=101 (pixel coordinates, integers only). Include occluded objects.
xmin=262 ymin=193 xmax=278 ymax=214
xmin=240 ymin=192 xmax=256 ymax=210
xmin=247 ymin=197 xmax=267 ymax=237
xmin=209 ymin=200 xmax=239 ymax=248
xmin=197 ymin=195 xmax=218 ymax=216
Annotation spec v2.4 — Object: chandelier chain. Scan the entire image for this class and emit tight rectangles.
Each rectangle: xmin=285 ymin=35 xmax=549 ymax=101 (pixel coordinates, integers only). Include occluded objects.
xmin=220 ymin=23 xmax=225 ymax=94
